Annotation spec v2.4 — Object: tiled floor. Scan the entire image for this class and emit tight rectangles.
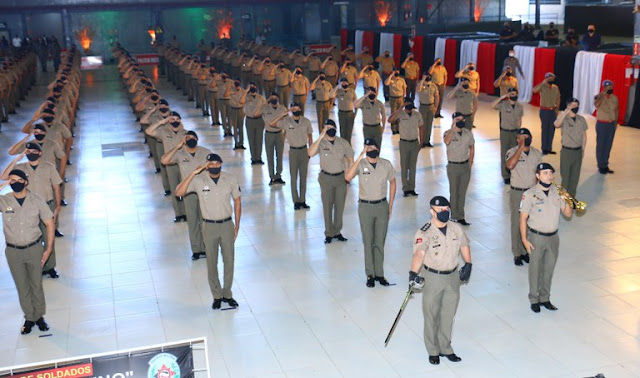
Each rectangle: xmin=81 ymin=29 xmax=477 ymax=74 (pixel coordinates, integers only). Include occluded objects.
xmin=0 ymin=67 xmax=639 ymax=377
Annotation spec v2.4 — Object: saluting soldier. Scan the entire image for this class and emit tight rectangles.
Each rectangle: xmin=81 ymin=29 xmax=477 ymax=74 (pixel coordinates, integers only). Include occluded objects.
xmin=308 ymin=120 xmax=354 ymax=244
xmin=206 ymin=67 xmax=221 ymax=126
xmin=520 ymin=163 xmax=573 ymax=313
xmin=358 ymin=64 xmax=381 ymax=94
xmin=447 ymin=77 xmax=477 ymax=130
xmin=1 ymin=169 xmax=55 ymax=334
xmin=454 ymin=62 xmax=480 ymax=95
xmin=320 ymin=55 xmax=340 ymax=87
xmin=270 ymin=103 xmax=313 ymax=210
xmin=345 ymin=138 xmax=396 ymax=287
xmin=161 ymin=131 xmax=212 ymax=260
xmin=310 ymin=72 xmax=333 ymax=132
xmin=228 ymin=80 xmax=248 ymax=150
xmin=175 ymin=154 xmax=242 ymax=310
xmin=389 ymin=97 xmax=423 ymax=197
xmin=401 ymin=53 xmax=420 ymax=102
xmin=356 ymin=46 xmax=374 ymax=69
xmin=491 ymin=88 xmax=523 ymax=184
xmin=417 ymin=72 xmax=439 ymax=147
xmin=505 ymin=128 xmax=542 ymax=266
xmin=329 ymin=78 xmax=357 ymax=144
xmin=262 ymin=93 xmax=287 ymax=186
xmin=532 ymin=73 xmax=561 ymax=155
xmin=554 ymin=98 xmax=587 ymax=196
xmin=444 ymin=113 xmax=474 ymax=226
xmin=375 ymin=50 xmax=395 ymax=101
xmin=384 ymin=68 xmax=407 ymax=134
xmin=217 ymin=73 xmax=234 ymax=137
xmin=594 ymin=79 xmax=618 ymax=174
xmin=493 ymin=66 xmax=519 ymax=97
xmin=290 ymin=67 xmax=310 ymax=115
xmin=409 ymin=195 xmax=472 ymax=365
xmin=251 ymin=55 xmax=264 ymax=95
xmin=339 ymin=59 xmax=358 ymax=90
xmin=244 ymin=82 xmax=267 ymax=165
xmin=304 ymin=52 xmax=322 ymax=91
xmin=355 ymin=87 xmax=386 ymax=148
xmin=275 ymin=62 xmax=292 ymax=108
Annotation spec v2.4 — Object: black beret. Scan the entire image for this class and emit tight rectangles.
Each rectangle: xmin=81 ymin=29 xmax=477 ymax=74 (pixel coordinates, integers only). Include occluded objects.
xmin=206 ymin=153 xmax=223 ymax=163
xmin=9 ymin=169 xmax=28 ymax=181
xmin=536 ymin=162 xmax=555 ymax=173
xmin=430 ymin=196 xmax=450 ymax=207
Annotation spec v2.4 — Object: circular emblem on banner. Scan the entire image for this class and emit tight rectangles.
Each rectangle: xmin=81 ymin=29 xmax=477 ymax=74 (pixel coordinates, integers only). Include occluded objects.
xmin=148 ymin=352 xmax=181 ymax=378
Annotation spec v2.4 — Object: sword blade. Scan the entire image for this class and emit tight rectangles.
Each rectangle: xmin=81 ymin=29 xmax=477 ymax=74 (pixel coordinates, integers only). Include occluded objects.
xmin=384 ymin=287 xmax=414 ymax=347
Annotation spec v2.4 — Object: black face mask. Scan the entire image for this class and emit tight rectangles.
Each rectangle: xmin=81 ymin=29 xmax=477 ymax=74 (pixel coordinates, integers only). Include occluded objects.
xmin=366 ymin=149 xmax=379 ymax=158
xmin=571 ymin=107 xmax=579 ymax=114
xmin=270 ymin=99 xmax=278 ymax=105
xmin=505 ymin=72 xmax=512 ymax=77
xmin=425 ymin=76 xmax=432 ymax=82
xmin=456 ymin=120 xmax=466 ymax=128
xmin=384 ymin=54 xmax=389 ymax=58
xmin=185 ymin=139 xmax=197 ymax=148
xmin=319 ymin=76 xmax=325 ymax=81
xmin=151 ymin=96 xmax=159 ymax=101
xmin=405 ymin=105 xmax=414 ymax=112
xmin=607 ymin=89 xmax=613 ymax=95
xmin=208 ymin=167 xmax=221 ymax=175
xmin=368 ymin=94 xmax=376 ymax=100
xmin=436 ymin=210 xmax=450 ymax=223
xmin=588 ymin=30 xmax=595 ymax=34
xmin=524 ymin=138 xmax=532 ymax=147
xmin=234 ymin=83 xmax=241 ymax=88
xmin=509 ymin=96 xmax=518 ymax=101
xmin=341 ymin=84 xmax=348 ymax=89
xmin=43 ymin=117 xmax=54 ymax=124
xmin=394 ymin=72 xmax=399 ymax=77
xmin=326 ymin=128 xmax=337 ymax=137
xmin=540 ymin=181 xmax=552 ymax=188
xmin=548 ymin=80 xmax=555 ymax=85
xmin=295 ymin=70 xmax=302 ymax=75
xmin=249 ymin=87 xmax=257 ymax=93
xmin=436 ymin=61 xmax=441 ymax=66
xmin=171 ymin=121 xmax=180 ymax=128
xmin=408 ymin=57 xmax=413 ymax=61
xmin=27 ymin=153 xmax=40 ymax=162
xmin=34 ymin=134 xmax=46 ymax=141
xmin=10 ymin=182 xmax=25 ymax=193
xmin=462 ymin=84 xmax=469 ymax=89
xmin=468 ymin=66 xmax=475 ymax=71
xmin=292 ymin=111 xmax=302 ymax=117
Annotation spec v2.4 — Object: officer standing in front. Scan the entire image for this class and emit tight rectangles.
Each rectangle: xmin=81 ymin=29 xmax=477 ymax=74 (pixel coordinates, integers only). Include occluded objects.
xmin=505 ymin=128 xmax=542 ymax=266
xmin=384 ymin=68 xmax=407 ymax=134
xmin=308 ymin=120 xmax=354 ymax=244
xmin=388 ymin=98 xmax=422 ymax=197
xmin=491 ymin=88 xmax=523 ymax=184
xmin=345 ymin=138 xmax=396 ymax=288
xmin=594 ymin=79 xmax=618 ymax=174
xmin=375 ymin=51 xmax=395 ymax=101
xmin=175 ymin=154 xmax=242 ymax=310
xmin=417 ymin=72 xmax=439 ymax=147
xmin=444 ymin=113 xmax=474 ymax=226
xmin=532 ymin=73 xmax=561 ymax=155
xmin=355 ymin=88 xmax=386 ymax=147
xmin=261 ymin=93 xmax=286 ymax=186
xmin=400 ymin=53 xmax=420 ymax=102
xmin=244 ymin=82 xmax=267 ymax=165
xmin=1 ymin=169 xmax=55 ymax=334
xmin=520 ymin=163 xmax=573 ymax=313
xmin=330 ymin=78 xmax=357 ymax=144
xmin=554 ymin=98 xmax=587 ymax=196
xmin=447 ymin=78 xmax=477 ymax=130
xmin=409 ymin=195 xmax=472 ymax=365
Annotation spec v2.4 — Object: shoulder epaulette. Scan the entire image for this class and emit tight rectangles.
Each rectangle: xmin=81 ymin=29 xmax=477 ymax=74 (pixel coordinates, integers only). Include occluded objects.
xmin=420 ymin=222 xmax=431 ymax=231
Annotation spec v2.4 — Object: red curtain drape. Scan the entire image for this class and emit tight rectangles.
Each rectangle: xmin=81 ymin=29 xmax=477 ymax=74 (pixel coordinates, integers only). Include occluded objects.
xmin=531 ymin=48 xmax=556 ymax=106
xmin=444 ymin=39 xmax=457 ymax=86
xmin=412 ymin=36 xmax=424 ymax=74
xmin=601 ymin=54 xmax=631 ymax=124
xmin=341 ymin=29 xmax=347 ymax=50
xmin=393 ymin=34 xmax=403 ymax=68
xmin=477 ymin=42 xmax=496 ymax=94
xmin=362 ymin=31 xmax=374 ymax=54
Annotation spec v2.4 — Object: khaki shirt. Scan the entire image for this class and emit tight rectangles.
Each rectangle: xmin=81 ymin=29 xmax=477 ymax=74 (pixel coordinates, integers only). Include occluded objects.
xmin=403 ymin=61 xmax=420 ymax=79
xmin=291 ymin=75 xmax=310 ymax=95
xmin=278 ymin=116 xmax=312 ymax=147
xmin=341 ymin=66 xmax=358 ymax=85
xmin=318 ymin=138 xmax=353 ymax=173
xmin=344 ymin=51 xmax=356 ymax=63
xmin=496 ymin=101 xmax=524 ymax=130
xmin=336 ymin=88 xmax=356 ymax=111
xmin=314 ymin=81 xmax=333 ymax=102
xmin=539 ymin=84 xmax=560 ymax=109
xmin=398 ymin=110 xmax=424 ymax=140
xmin=520 ymin=184 xmax=566 ymax=233
xmin=294 ymin=55 xmax=306 ymax=69
xmin=217 ymin=79 xmax=233 ymax=100
xmin=362 ymin=70 xmax=381 ymax=89
xmin=24 ymin=139 xmax=65 ymax=165
xmin=454 ymin=90 xmax=476 ymax=115
xmin=444 ymin=128 xmax=474 ymax=162
xmin=0 ymin=191 xmax=53 ymax=245
xmin=324 ymin=61 xmax=339 ymax=77
xmin=244 ymin=93 xmax=266 ymax=117
xmin=418 ymin=82 xmax=438 ymax=106
xmin=498 ymin=76 xmax=518 ymax=96
xmin=276 ymin=68 xmax=291 ymax=87
xmin=262 ymin=63 xmax=276 ymax=81
xmin=356 ymin=158 xmax=395 ymax=200
xmin=186 ymin=172 xmax=241 ymax=220
xmin=241 ymin=58 xmax=253 ymax=72
xmin=358 ymin=99 xmax=385 ymax=125
xmin=460 ymin=71 xmax=480 ymax=91
xmin=376 ymin=56 xmax=395 ymax=73
xmin=169 ymin=146 xmax=212 ymax=179
xmin=413 ymin=221 xmax=470 ymax=271
xmin=359 ymin=53 xmax=373 ymax=68
xmin=505 ymin=147 xmax=542 ymax=189
xmin=431 ymin=65 xmax=447 ymax=85
xmin=261 ymin=104 xmax=287 ymax=132
xmin=596 ymin=94 xmax=618 ymax=122
xmin=252 ymin=61 xmax=263 ymax=75
xmin=388 ymin=76 xmax=406 ymax=97
xmin=46 ymin=121 xmax=71 ymax=147
xmin=156 ymin=126 xmax=187 ymax=151
xmin=308 ymin=56 xmax=321 ymax=71
xmin=229 ymin=87 xmax=245 ymax=109
xmin=16 ymin=162 xmax=62 ymax=202
xmin=560 ymin=114 xmax=588 ymax=148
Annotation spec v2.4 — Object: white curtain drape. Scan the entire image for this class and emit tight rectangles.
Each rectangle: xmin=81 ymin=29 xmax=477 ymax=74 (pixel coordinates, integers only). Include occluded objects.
xmin=573 ymin=51 xmax=606 ymax=115
xmin=459 ymin=40 xmax=479 ymax=69
xmin=379 ymin=33 xmax=395 ymax=59
xmin=355 ymin=30 xmax=364 ymax=56
xmin=514 ymin=45 xmax=536 ymax=103
xmin=435 ymin=37 xmax=446 ymax=65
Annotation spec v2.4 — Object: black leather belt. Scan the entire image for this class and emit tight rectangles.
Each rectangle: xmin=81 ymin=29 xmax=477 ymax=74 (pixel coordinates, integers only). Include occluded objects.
xmin=266 ymin=130 xmax=281 ymax=134
xmin=264 ymin=79 xmax=275 ymax=82
xmin=364 ymin=123 xmax=380 ymax=127
xmin=204 ymin=217 xmax=232 ymax=224
xmin=424 ymin=265 xmax=457 ymax=275
xmin=231 ymin=107 xmax=243 ymax=110
xmin=390 ymin=96 xmax=402 ymax=99
xmin=246 ymin=116 xmax=261 ymax=119
xmin=277 ymin=85 xmax=288 ymax=87
xmin=7 ymin=238 xmax=41 ymax=250
xmin=290 ymin=145 xmax=307 ymax=149
xmin=529 ymin=228 xmax=557 ymax=236
xmin=510 ymin=186 xmax=527 ymax=191
xmin=400 ymin=138 xmax=418 ymax=142
xmin=562 ymin=146 xmax=581 ymax=150
xmin=448 ymin=160 xmax=469 ymax=164
xmin=500 ymin=128 xmax=518 ymax=132
xmin=359 ymin=198 xmax=387 ymax=204
xmin=321 ymin=170 xmax=344 ymax=176
xmin=317 ymin=100 xmax=330 ymax=103
xmin=339 ymin=110 xmax=353 ymax=112
xmin=420 ymin=103 xmax=434 ymax=106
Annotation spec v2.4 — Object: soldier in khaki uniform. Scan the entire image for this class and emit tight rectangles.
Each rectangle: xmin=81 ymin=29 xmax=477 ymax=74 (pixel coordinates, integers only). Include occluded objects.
xmin=308 ymin=120 xmax=354 ymax=244
xmin=409 ymin=195 xmax=472 ymax=365
xmin=454 ymin=63 xmax=480 ymax=95
xmin=341 ymin=45 xmax=357 ymax=65
xmin=444 ymin=113 xmax=474 ymax=226
xmin=417 ymin=73 xmax=439 ymax=147
xmin=356 ymin=47 xmax=374 ymax=69
xmin=262 ymin=94 xmax=287 ymax=185
xmin=2 ymin=143 xmax=62 ymax=278
xmin=447 ymin=77 xmax=477 ymax=130
xmin=345 ymin=138 xmax=396 ymax=287
xmin=229 ymin=81 xmax=248 ymax=149
xmin=493 ymin=67 xmax=519 ymax=96
xmin=320 ymin=55 xmax=340 ymax=87
xmin=275 ymin=63 xmax=292 ymax=108
xmin=375 ymin=51 xmax=395 ymax=101
xmin=389 ymin=98 xmax=423 ymax=197
xmin=146 ymin=112 xmax=187 ymax=222
xmin=206 ymin=67 xmax=221 ymax=126
xmin=244 ymin=83 xmax=267 ymax=164
xmin=385 ymin=69 xmax=407 ymax=134
xmin=520 ymin=163 xmax=573 ymax=313
xmin=290 ymin=67 xmax=310 ymax=115
xmin=217 ymin=73 xmax=234 ymax=137
xmin=355 ymin=88 xmax=386 ymax=148
xmin=197 ymin=64 xmax=210 ymax=116
xmin=251 ymin=55 xmax=264 ymax=95
xmin=505 ymin=128 xmax=542 ymax=265
xmin=554 ymin=98 xmax=587 ymax=196
xmin=401 ymin=53 xmax=420 ymax=101
xmin=310 ymin=73 xmax=333 ymax=132
xmin=161 ymin=131 xmax=212 ymax=260
xmin=175 ymin=154 xmax=242 ymax=310
xmin=532 ymin=73 xmax=561 ymax=154
xmin=339 ymin=59 xmax=358 ymax=90
xmin=594 ymin=79 xmax=618 ymax=174
xmin=270 ymin=103 xmax=313 ymax=209
xmin=240 ymin=55 xmax=254 ymax=86
xmin=305 ymin=53 xmax=322 ymax=95
xmin=330 ymin=78 xmax=357 ymax=144
xmin=358 ymin=65 xmax=381 ymax=93
xmin=1 ymin=169 xmax=55 ymax=334
xmin=261 ymin=58 xmax=277 ymax=96
xmin=140 ymin=101 xmax=171 ymax=192
xmin=491 ymin=88 xmax=523 ymax=184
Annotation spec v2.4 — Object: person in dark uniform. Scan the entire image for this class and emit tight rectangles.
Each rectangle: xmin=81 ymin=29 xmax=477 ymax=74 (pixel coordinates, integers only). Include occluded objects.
xmin=594 ymin=80 xmax=618 ymax=174
xmin=409 ymin=195 xmax=472 ymax=365
xmin=532 ymin=73 xmax=561 ymax=155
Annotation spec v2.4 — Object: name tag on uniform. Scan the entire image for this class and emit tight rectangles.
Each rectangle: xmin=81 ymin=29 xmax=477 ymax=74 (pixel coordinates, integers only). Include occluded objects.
xmin=182 ymin=158 xmax=190 ymax=163
xmin=5 ymin=207 xmax=14 ymax=214
xmin=202 ymin=186 xmax=211 ymax=192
